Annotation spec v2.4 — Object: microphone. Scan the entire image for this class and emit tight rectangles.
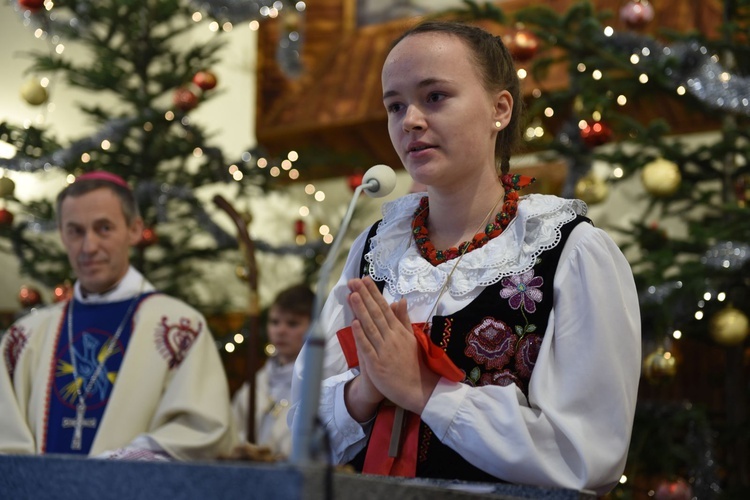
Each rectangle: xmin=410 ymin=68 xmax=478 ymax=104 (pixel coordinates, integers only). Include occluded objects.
xmin=291 ymin=164 xmax=396 ymax=465
xmin=361 ymin=164 xmax=397 ymax=198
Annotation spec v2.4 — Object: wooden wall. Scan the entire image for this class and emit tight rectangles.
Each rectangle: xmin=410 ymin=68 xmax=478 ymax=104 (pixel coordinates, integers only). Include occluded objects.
xmin=255 ymin=0 xmax=726 ymax=179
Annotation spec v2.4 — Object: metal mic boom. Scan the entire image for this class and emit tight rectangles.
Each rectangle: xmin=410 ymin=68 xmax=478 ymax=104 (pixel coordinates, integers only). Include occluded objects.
xmin=291 ymin=164 xmax=396 ymax=465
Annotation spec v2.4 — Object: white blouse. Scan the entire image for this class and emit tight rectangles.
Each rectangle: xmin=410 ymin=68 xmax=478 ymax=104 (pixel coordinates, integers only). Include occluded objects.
xmin=290 ymin=193 xmax=641 ymax=495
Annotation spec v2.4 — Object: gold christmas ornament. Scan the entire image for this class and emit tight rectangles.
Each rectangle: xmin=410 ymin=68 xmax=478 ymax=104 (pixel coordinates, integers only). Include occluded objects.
xmin=710 ymin=305 xmax=749 ymax=346
xmin=0 ymin=177 xmax=15 ymax=198
xmin=235 ymin=265 xmax=249 ymax=282
xmin=282 ymin=10 xmax=301 ymax=32
xmin=641 ymin=158 xmax=681 ymax=197
xmin=20 ymin=79 xmax=48 ymax=106
xmin=574 ymin=173 xmax=609 ymax=205
xmin=642 ymin=347 xmax=677 ymax=382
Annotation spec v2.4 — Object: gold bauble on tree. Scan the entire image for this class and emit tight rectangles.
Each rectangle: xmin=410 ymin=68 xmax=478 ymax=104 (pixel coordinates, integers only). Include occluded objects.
xmin=574 ymin=173 xmax=609 ymax=205
xmin=710 ymin=305 xmax=749 ymax=346
xmin=20 ymin=78 xmax=48 ymax=106
xmin=0 ymin=176 xmax=15 ymax=198
xmin=235 ymin=265 xmax=249 ymax=282
xmin=642 ymin=347 xmax=677 ymax=382
xmin=641 ymin=158 xmax=681 ymax=197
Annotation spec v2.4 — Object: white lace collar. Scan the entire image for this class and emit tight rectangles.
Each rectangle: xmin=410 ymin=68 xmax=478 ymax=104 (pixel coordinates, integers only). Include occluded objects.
xmin=365 ymin=193 xmax=587 ymax=298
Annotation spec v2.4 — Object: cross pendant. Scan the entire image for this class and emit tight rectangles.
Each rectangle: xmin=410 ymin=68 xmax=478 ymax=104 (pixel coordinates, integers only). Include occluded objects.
xmin=388 ymin=406 xmax=406 ymax=458
xmin=62 ymin=400 xmax=97 ymax=450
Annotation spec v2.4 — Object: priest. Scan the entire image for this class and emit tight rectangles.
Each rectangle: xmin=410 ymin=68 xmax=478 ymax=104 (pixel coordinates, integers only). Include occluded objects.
xmin=0 ymin=171 xmax=236 ymax=460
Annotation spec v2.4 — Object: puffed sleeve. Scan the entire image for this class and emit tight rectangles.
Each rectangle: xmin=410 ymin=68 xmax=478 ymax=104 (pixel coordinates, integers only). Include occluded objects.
xmin=421 ymin=224 xmax=641 ymax=495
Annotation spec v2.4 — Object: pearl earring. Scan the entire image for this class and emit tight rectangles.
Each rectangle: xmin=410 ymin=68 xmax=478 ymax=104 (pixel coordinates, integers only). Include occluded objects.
xmin=495 ymin=121 xmax=502 ymax=128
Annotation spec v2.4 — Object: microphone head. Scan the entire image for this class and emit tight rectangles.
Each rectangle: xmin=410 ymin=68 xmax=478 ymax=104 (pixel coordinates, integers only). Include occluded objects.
xmin=362 ymin=164 xmax=397 ymax=198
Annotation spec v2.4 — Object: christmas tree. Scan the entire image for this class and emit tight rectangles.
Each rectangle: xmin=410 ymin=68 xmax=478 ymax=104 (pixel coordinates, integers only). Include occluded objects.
xmin=448 ymin=0 xmax=749 ymax=497
xmin=0 ymin=0 xmax=317 ymax=316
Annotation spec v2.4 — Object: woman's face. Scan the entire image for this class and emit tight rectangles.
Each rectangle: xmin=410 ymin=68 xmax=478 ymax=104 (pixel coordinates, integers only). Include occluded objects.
xmin=382 ymin=32 xmax=511 ymax=190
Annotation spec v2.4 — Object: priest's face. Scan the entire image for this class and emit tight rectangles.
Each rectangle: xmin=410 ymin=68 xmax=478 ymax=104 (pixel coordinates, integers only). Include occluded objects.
xmin=59 ymin=187 xmax=143 ymax=294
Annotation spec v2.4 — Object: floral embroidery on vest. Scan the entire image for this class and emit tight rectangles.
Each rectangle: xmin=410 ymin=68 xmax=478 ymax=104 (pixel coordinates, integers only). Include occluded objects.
xmin=500 ymin=269 xmax=544 ymax=313
xmin=155 ymin=316 xmax=202 ymax=369
xmin=3 ymin=325 xmax=28 ymax=379
xmin=464 ymin=317 xmax=515 ymax=371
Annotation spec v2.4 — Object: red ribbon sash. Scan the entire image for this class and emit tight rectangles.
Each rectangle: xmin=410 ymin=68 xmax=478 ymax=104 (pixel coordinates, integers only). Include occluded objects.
xmin=336 ymin=323 xmax=463 ymax=477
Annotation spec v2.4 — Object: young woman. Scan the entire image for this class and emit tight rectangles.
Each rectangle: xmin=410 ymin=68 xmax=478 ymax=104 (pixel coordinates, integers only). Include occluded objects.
xmin=291 ymin=21 xmax=641 ymax=495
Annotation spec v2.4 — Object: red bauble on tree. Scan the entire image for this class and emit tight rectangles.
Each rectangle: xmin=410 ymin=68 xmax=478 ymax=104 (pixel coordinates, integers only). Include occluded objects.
xmin=53 ymin=281 xmax=74 ymax=303
xmin=620 ymin=0 xmax=655 ymax=30
xmin=18 ymin=285 xmax=43 ymax=308
xmin=503 ymin=28 xmax=539 ymax=62
xmin=0 ymin=208 xmax=14 ymax=227
xmin=654 ymin=478 xmax=692 ymax=500
xmin=173 ymin=87 xmax=199 ymax=111
xmin=347 ymin=171 xmax=364 ymax=192
xmin=580 ymin=120 xmax=612 ymax=148
xmin=294 ymin=219 xmax=306 ymax=237
xmin=18 ymin=0 xmax=46 ymax=12
xmin=137 ymin=227 xmax=158 ymax=248
xmin=192 ymin=70 xmax=218 ymax=91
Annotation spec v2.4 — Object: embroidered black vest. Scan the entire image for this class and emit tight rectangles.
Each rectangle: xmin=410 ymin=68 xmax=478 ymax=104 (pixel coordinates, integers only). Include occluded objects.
xmin=353 ymin=214 xmax=590 ymax=482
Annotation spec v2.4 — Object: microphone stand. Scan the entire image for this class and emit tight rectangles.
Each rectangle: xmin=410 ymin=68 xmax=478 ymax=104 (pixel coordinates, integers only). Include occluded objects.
xmin=291 ymin=166 xmax=395 ymax=465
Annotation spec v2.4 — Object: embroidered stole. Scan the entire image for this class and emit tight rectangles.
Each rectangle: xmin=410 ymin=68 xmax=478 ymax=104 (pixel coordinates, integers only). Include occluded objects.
xmin=45 ymin=295 xmax=150 ymax=454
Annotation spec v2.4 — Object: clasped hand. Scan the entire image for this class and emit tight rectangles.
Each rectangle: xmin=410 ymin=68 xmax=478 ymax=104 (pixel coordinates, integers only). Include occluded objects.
xmin=344 ymin=277 xmax=440 ymax=420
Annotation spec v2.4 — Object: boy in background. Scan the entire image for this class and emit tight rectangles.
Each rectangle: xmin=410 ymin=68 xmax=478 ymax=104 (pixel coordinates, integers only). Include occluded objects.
xmin=231 ymin=284 xmax=314 ymax=458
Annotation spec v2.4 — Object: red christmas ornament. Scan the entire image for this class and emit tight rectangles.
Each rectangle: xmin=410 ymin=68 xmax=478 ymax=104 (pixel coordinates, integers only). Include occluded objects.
xmin=654 ymin=478 xmax=692 ymax=500
xmin=580 ymin=120 xmax=612 ymax=148
xmin=347 ymin=171 xmax=364 ymax=192
xmin=18 ymin=0 xmax=46 ymax=12
xmin=0 ymin=208 xmax=14 ymax=227
xmin=294 ymin=219 xmax=306 ymax=237
xmin=620 ymin=0 xmax=655 ymax=30
xmin=173 ymin=87 xmax=199 ymax=111
xmin=503 ymin=28 xmax=539 ymax=62
xmin=53 ymin=281 xmax=74 ymax=303
xmin=137 ymin=227 xmax=158 ymax=248
xmin=18 ymin=285 xmax=43 ymax=308
xmin=192 ymin=70 xmax=218 ymax=91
